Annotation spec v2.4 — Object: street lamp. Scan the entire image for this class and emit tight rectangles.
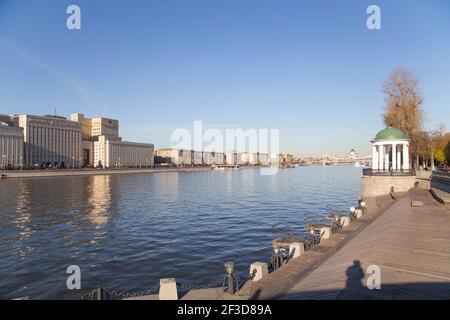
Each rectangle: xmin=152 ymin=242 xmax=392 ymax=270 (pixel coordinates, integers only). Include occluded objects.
xmin=72 ymin=156 xmax=75 ymax=171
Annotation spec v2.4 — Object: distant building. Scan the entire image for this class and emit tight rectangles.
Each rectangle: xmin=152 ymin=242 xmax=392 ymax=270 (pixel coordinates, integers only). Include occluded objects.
xmin=71 ymin=113 xmax=119 ymax=139
xmin=12 ymin=114 xmax=82 ymax=168
xmin=0 ymin=118 xmax=24 ymax=169
xmin=203 ymin=151 xmax=224 ymax=165
xmin=155 ymin=148 xmax=175 ymax=165
xmin=71 ymin=113 xmax=153 ymax=168
xmin=257 ymin=153 xmax=269 ymax=165
xmin=224 ymin=152 xmax=238 ymax=165
xmin=155 ymin=148 xmax=194 ymax=166
xmin=71 ymin=113 xmax=120 ymax=167
xmin=238 ymin=152 xmax=258 ymax=165
xmin=156 ymin=148 xmax=268 ymax=167
xmin=94 ymin=135 xmax=154 ymax=168
xmin=348 ymin=149 xmax=359 ymax=159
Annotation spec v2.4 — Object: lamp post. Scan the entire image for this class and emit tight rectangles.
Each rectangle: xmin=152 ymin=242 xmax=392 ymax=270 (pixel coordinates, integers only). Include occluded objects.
xmin=429 ymin=130 xmax=436 ymax=172
xmin=72 ymin=156 xmax=75 ymax=171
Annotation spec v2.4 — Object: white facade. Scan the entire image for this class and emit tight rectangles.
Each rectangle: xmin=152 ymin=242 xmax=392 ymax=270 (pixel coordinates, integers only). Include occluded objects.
xmin=213 ymin=152 xmax=225 ymax=165
xmin=257 ymin=153 xmax=269 ymax=165
xmin=224 ymin=152 xmax=238 ymax=165
xmin=223 ymin=152 xmax=268 ymax=165
xmin=94 ymin=135 xmax=154 ymax=168
xmin=175 ymin=149 xmax=192 ymax=166
xmin=162 ymin=149 xmax=207 ymax=166
xmin=13 ymin=114 xmax=82 ymax=168
xmin=0 ymin=122 xmax=24 ymax=168
xmin=370 ymin=128 xmax=410 ymax=172
xmin=372 ymin=141 xmax=410 ymax=171
xmin=239 ymin=152 xmax=255 ymax=165
xmin=192 ymin=151 xmax=204 ymax=165
xmin=157 ymin=149 xmax=226 ymax=166
xmin=203 ymin=152 xmax=224 ymax=165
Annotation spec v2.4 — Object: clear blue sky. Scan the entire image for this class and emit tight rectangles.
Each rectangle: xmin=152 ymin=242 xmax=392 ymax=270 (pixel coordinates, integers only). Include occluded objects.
xmin=1 ymin=0 xmax=450 ymax=157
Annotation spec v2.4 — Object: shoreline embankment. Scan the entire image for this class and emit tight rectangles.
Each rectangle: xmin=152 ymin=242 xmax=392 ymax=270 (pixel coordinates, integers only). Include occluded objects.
xmin=0 ymin=167 xmax=213 ymax=179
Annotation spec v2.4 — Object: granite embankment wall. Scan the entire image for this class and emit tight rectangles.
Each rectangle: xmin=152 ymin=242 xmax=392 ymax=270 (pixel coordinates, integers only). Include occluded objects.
xmin=360 ymin=171 xmax=432 ymax=198
xmin=360 ymin=175 xmax=417 ymax=198
xmin=0 ymin=167 xmax=211 ymax=179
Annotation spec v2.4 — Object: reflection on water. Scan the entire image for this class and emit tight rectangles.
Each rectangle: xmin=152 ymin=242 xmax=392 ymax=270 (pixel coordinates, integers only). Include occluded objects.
xmin=14 ymin=181 xmax=33 ymax=257
xmin=15 ymin=181 xmax=32 ymax=239
xmin=87 ymin=176 xmax=112 ymax=227
xmin=0 ymin=166 xmax=362 ymax=299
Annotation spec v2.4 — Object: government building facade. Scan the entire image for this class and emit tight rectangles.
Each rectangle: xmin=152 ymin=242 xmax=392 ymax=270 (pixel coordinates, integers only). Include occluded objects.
xmin=12 ymin=114 xmax=82 ymax=168
xmin=0 ymin=117 xmax=24 ymax=169
xmin=71 ymin=113 xmax=154 ymax=168
xmin=94 ymin=135 xmax=154 ymax=168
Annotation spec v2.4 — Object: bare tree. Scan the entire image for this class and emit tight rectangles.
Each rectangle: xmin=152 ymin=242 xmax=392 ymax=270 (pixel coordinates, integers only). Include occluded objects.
xmin=382 ymin=68 xmax=425 ymax=169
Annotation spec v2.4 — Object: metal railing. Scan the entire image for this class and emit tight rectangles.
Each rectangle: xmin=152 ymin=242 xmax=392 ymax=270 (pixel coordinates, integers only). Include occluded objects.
xmin=363 ymin=168 xmax=415 ymax=176
xmin=80 ymin=284 xmax=161 ymax=300
xmin=434 ymin=170 xmax=450 ymax=177
xmin=79 ymin=201 xmax=364 ymax=300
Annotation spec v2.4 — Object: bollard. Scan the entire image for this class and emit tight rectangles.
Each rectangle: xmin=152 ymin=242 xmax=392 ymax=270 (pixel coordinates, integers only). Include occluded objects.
xmin=249 ymin=262 xmax=269 ymax=282
xmin=340 ymin=216 xmax=351 ymax=227
xmin=159 ymin=278 xmax=178 ymax=300
xmin=223 ymin=262 xmax=239 ymax=294
xmin=411 ymin=200 xmax=424 ymax=207
xmin=355 ymin=208 xmax=364 ymax=219
xmin=289 ymin=242 xmax=305 ymax=258
xmin=319 ymin=226 xmax=332 ymax=240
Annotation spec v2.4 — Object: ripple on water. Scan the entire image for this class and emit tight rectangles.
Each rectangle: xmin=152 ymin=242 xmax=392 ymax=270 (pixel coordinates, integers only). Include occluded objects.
xmin=0 ymin=166 xmax=362 ymax=299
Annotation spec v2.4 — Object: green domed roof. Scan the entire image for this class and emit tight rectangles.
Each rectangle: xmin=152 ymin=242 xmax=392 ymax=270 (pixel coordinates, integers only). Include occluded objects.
xmin=374 ymin=127 xmax=408 ymax=141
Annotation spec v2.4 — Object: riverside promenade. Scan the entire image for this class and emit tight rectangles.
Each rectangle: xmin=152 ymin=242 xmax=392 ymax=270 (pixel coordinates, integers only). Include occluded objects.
xmin=279 ymin=187 xmax=450 ymax=300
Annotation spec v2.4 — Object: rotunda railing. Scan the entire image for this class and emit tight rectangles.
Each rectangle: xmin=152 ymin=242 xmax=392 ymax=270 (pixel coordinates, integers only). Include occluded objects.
xmin=363 ymin=168 xmax=415 ymax=176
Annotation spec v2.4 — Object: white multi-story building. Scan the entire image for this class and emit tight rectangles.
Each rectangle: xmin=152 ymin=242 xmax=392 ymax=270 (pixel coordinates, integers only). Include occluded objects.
xmin=0 ymin=119 xmax=24 ymax=169
xmin=94 ymin=135 xmax=154 ymax=168
xmin=257 ymin=153 xmax=269 ymax=165
xmin=191 ymin=150 xmax=203 ymax=165
xmin=12 ymin=114 xmax=82 ymax=168
xmin=203 ymin=151 xmax=224 ymax=165
xmin=71 ymin=113 xmax=120 ymax=167
xmin=224 ymin=152 xmax=238 ymax=165
xmin=239 ymin=152 xmax=257 ymax=165
xmin=155 ymin=148 xmax=192 ymax=166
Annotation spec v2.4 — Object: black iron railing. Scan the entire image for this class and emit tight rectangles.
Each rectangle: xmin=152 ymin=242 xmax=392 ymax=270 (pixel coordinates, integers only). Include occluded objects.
xmin=363 ymin=168 xmax=415 ymax=176
xmin=434 ymin=170 xmax=450 ymax=177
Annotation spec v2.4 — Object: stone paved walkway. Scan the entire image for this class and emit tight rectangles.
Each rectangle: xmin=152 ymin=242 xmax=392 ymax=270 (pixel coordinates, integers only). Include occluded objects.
xmin=281 ymin=188 xmax=450 ymax=300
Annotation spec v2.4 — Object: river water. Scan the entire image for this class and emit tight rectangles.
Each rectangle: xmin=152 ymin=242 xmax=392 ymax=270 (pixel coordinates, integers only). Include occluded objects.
xmin=0 ymin=166 xmax=362 ymax=299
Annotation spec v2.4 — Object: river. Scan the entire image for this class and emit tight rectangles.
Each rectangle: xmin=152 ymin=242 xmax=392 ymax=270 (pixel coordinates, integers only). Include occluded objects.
xmin=0 ymin=166 xmax=362 ymax=299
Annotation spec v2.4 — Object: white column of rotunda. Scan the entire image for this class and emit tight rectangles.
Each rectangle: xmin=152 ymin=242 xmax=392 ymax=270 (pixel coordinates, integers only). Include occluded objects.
xmin=371 ymin=127 xmax=410 ymax=172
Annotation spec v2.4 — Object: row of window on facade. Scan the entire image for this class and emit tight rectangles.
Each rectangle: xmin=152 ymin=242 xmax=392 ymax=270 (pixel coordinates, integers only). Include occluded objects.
xmin=0 ymin=114 xmax=154 ymax=169
xmin=155 ymin=149 xmax=271 ymax=166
